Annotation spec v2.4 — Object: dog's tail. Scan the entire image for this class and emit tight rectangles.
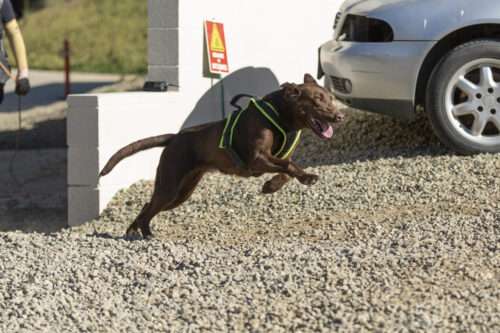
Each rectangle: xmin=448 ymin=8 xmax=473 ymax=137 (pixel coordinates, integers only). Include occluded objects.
xmin=99 ymin=134 xmax=175 ymax=177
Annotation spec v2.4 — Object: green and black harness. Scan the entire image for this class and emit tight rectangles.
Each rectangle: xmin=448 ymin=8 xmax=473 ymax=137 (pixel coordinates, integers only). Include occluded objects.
xmin=219 ymin=98 xmax=302 ymax=167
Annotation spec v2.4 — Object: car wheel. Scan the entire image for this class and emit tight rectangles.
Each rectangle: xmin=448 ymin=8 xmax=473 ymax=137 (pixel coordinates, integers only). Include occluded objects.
xmin=427 ymin=40 xmax=500 ymax=154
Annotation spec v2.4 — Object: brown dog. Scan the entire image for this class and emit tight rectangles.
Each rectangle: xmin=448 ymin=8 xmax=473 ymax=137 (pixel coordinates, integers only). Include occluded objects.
xmin=100 ymin=74 xmax=344 ymax=239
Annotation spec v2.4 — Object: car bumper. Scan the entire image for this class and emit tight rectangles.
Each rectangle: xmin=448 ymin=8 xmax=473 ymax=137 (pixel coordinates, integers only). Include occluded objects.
xmin=319 ymin=39 xmax=435 ymax=121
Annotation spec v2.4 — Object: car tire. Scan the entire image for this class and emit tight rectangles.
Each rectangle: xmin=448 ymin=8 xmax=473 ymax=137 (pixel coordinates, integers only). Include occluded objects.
xmin=427 ymin=39 xmax=500 ymax=154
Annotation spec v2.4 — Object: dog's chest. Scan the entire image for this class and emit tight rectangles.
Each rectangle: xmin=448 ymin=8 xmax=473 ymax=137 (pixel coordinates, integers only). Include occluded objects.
xmin=219 ymin=99 xmax=302 ymax=168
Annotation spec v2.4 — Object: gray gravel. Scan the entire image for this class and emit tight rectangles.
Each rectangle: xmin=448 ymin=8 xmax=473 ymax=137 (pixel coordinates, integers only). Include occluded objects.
xmin=1 ymin=108 xmax=499 ymax=332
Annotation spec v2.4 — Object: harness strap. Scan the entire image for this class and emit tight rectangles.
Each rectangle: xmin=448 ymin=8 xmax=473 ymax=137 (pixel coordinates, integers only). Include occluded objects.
xmin=230 ymin=93 xmax=255 ymax=112
xmin=219 ymin=109 xmax=246 ymax=167
xmin=252 ymin=99 xmax=288 ymax=157
xmin=220 ymin=99 xmax=302 ymax=165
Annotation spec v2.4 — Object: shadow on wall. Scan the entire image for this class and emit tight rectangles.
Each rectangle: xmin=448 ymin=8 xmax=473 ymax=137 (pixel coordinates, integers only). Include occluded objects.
xmin=182 ymin=67 xmax=280 ymax=129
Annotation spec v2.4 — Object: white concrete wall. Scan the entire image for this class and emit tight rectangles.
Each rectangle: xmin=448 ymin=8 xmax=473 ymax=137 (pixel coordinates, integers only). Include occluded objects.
xmin=67 ymin=0 xmax=343 ymax=226
xmin=67 ymin=92 xmax=184 ymax=225
xmin=178 ymin=0 xmax=341 ymax=118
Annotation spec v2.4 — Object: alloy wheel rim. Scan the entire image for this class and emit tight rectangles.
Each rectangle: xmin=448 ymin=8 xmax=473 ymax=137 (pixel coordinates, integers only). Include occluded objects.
xmin=445 ymin=58 xmax=500 ymax=146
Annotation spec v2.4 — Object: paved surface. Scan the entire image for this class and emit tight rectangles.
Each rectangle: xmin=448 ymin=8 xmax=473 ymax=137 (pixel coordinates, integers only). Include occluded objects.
xmin=1 ymin=70 xmax=122 ymax=112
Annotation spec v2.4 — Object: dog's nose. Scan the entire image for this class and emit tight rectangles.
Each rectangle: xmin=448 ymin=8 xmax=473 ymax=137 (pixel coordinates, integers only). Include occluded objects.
xmin=335 ymin=112 xmax=345 ymax=122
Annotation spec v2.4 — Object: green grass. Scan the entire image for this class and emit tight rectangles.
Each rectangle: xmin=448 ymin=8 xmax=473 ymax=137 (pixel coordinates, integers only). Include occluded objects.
xmin=18 ymin=0 xmax=147 ymax=74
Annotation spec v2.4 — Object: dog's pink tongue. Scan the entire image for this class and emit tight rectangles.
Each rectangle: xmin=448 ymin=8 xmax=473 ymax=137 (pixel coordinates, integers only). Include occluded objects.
xmin=322 ymin=124 xmax=333 ymax=139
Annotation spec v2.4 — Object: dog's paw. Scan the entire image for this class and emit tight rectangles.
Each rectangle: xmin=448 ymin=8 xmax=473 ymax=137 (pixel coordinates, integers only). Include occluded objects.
xmin=298 ymin=174 xmax=319 ymax=186
xmin=124 ymin=229 xmax=142 ymax=241
xmin=143 ymin=233 xmax=155 ymax=241
xmin=262 ymin=180 xmax=282 ymax=194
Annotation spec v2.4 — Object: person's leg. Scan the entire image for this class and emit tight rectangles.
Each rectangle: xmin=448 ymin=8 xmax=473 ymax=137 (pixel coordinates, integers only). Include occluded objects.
xmin=0 ymin=84 xmax=4 ymax=104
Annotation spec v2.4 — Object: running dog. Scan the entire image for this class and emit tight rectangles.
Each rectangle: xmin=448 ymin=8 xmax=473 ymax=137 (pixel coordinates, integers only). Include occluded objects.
xmin=100 ymin=74 xmax=344 ymax=239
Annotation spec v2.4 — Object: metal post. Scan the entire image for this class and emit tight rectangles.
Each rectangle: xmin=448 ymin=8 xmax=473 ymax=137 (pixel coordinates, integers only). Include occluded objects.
xmin=64 ymin=38 xmax=70 ymax=98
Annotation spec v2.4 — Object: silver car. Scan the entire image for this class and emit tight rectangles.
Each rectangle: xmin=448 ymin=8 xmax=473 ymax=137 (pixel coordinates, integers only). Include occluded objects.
xmin=319 ymin=0 xmax=500 ymax=153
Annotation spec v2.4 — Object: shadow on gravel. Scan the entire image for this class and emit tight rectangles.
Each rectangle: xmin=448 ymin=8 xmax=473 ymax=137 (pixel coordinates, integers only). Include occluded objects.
xmin=295 ymin=108 xmax=450 ymax=168
xmin=0 ymin=148 xmax=67 ymax=234
xmin=0 ymin=208 xmax=67 ymax=234
xmin=0 ymin=118 xmax=66 ymax=150
xmin=87 ymin=231 xmax=126 ymax=241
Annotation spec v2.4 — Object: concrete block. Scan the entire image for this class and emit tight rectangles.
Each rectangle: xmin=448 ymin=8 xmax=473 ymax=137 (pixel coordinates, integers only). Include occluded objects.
xmin=68 ymin=183 xmax=137 ymax=227
xmin=146 ymin=65 xmax=179 ymax=86
xmin=67 ymin=92 xmax=183 ymax=187
xmin=148 ymin=0 xmax=178 ymax=28
xmin=95 ymin=96 xmax=182 ymax=148
xmin=68 ymin=92 xmax=184 ymax=148
xmin=67 ymin=95 xmax=98 ymax=110
xmin=148 ymin=28 xmax=178 ymax=66
xmin=67 ymin=105 xmax=99 ymax=147
xmin=68 ymin=146 xmax=99 ymax=186
xmin=95 ymin=91 xmax=179 ymax=109
xmin=68 ymin=186 xmax=100 ymax=227
xmin=97 ymin=146 xmax=161 ymax=188
xmin=68 ymin=144 xmax=162 ymax=188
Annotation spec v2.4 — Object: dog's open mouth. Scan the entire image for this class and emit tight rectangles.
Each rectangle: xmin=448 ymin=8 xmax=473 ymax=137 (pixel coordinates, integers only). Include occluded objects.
xmin=310 ymin=117 xmax=333 ymax=139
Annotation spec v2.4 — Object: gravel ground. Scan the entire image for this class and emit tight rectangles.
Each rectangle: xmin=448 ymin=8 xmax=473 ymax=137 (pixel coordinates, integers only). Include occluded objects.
xmin=1 ymin=107 xmax=499 ymax=332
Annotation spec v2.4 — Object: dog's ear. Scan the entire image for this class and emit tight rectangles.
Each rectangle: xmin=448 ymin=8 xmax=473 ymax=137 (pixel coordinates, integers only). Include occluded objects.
xmin=303 ymin=73 xmax=317 ymax=85
xmin=281 ymin=82 xmax=301 ymax=101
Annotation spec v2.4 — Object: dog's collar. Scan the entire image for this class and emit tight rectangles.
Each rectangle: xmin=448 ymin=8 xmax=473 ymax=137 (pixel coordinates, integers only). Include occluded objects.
xmin=219 ymin=99 xmax=302 ymax=166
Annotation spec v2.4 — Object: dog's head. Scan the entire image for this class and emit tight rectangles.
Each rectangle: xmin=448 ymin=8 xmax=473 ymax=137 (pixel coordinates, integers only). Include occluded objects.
xmin=281 ymin=74 xmax=344 ymax=139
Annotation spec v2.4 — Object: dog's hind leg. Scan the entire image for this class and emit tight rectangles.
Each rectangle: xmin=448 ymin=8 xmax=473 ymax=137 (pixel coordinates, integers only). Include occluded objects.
xmin=125 ymin=170 xmax=205 ymax=240
xmin=160 ymin=171 xmax=205 ymax=212
xmin=125 ymin=195 xmax=166 ymax=240
xmin=125 ymin=174 xmax=182 ymax=240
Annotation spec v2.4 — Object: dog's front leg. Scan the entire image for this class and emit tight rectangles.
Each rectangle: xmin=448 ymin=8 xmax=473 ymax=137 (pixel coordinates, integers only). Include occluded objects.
xmin=249 ymin=153 xmax=318 ymax=186
xmin=262 ymin=173 xmax=290 ymax=194
xmin=269 ymin=156 xmax=319 ymax=186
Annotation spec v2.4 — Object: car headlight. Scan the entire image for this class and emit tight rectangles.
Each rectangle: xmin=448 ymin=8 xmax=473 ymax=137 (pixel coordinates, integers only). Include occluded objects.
xmin=338 ymin=14 xmax=394 ymax=42
xmin=333 ymin=11 xmax=342 ymax=31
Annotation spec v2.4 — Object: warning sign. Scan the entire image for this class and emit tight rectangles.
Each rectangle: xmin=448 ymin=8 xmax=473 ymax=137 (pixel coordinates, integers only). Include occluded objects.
xmin=205 ymin=21 xmax=229 ymax=74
